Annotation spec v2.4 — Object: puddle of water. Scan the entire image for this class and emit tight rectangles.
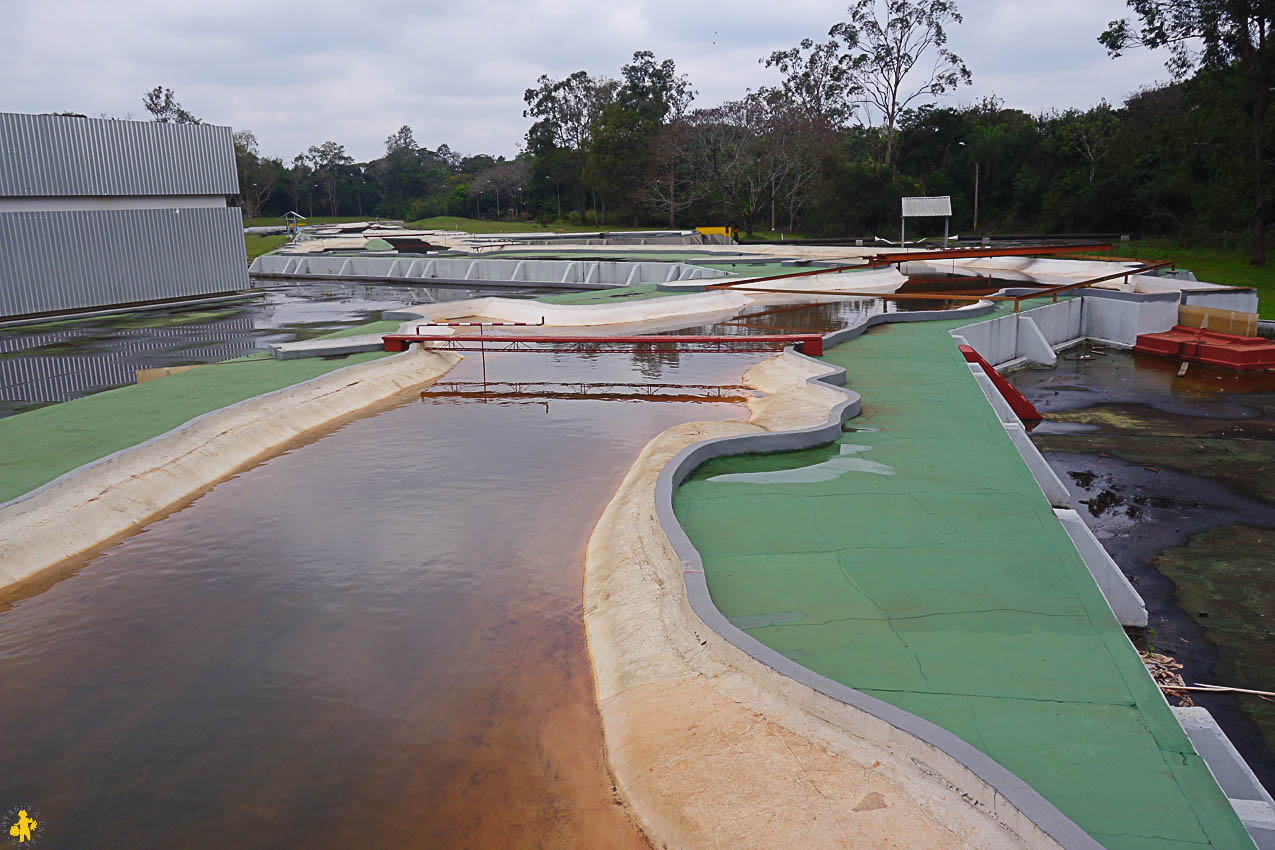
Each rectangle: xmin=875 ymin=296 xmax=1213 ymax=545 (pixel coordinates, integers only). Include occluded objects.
xmin=1010 ymin=349 xmax=1275 ymax=791
xmin=0 ymin=348 xmax=757 ymax=848
xmin=706 ymin=443 xmax=894 ymax=484
xmin=663 ymin=296 xmax=962 ymax=337
xmin=0 ymin=282 xmax=556 ymax=418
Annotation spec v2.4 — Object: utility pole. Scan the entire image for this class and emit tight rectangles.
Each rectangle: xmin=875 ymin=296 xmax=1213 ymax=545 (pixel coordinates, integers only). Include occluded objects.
xmin=973 ymin=160 xmax=980 ymax=232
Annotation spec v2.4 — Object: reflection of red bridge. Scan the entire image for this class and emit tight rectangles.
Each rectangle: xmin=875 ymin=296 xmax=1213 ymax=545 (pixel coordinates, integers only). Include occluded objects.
xmin=383 ymin=333 xmax=824 ymax=356
xmin=423 ymin=381 xmax=753 ymax=403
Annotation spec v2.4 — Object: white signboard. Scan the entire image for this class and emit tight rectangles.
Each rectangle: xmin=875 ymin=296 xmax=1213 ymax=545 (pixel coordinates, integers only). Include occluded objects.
xmin=901 ymin=196 xmax=952 ymax=218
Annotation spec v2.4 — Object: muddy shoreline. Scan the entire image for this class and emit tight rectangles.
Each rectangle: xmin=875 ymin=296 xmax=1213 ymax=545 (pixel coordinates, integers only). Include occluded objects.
xmin=1010 ymin=350 xmax=1275 ymax=792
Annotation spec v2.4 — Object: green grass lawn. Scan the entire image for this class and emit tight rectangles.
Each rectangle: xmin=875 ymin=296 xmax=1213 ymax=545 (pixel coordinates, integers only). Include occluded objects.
xmin=244 ymin=233 xmax=288 ymax=260
xmin=1112 ymin=239 xmax=1274 ymax=318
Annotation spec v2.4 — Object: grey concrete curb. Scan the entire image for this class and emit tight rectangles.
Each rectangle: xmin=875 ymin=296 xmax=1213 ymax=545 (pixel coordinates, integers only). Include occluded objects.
xmin=250 ymin=270 xmax=621 ymax=291
xmin=653 ymin=300 xmax=1105 ymax=850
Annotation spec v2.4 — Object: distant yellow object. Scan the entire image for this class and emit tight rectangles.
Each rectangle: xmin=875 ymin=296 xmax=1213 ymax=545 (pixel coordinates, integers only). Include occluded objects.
xmin=695 ymin=226 xmax=734 ymax=240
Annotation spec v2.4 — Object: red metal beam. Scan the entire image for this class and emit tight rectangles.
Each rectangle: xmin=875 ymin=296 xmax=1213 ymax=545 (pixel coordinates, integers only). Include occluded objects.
xmin=865 ymin=243 xmax=1113 ymax=266
xmin=958 ymin=345 xmax=1043 ymax=422
xmin=383 ymin=333 xmax=825 ymax=356
xmin=702 ymin=243 xmax=1114 ymax=291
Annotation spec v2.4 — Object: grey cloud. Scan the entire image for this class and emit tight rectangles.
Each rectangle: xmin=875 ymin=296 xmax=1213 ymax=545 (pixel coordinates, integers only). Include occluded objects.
xmin=1 ymin=0 xmax=1174 ymax=162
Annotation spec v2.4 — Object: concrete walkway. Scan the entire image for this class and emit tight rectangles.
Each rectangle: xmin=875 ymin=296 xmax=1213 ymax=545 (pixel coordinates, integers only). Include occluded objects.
xmin=673 ymin=308 xmax=1252 ymax=849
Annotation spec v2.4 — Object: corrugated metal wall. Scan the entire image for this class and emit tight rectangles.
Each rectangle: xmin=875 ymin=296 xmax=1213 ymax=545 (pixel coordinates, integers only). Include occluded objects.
xmin=0 ymin=113 xmax=238 ymax=197
xmin=0 ymin=208 xmax=249 ymax=317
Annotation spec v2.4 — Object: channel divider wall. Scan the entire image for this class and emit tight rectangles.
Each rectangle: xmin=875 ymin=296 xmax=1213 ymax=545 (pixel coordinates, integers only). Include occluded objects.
xmin=630 ymin=299 xmax=1108 ymax=849
xmin=952 ymin=295 xmax=1275 ymax=844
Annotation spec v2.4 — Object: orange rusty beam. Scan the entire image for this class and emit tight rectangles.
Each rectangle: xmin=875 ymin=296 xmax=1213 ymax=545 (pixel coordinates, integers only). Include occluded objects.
xmin=865 ymin=242 xmax=1114 ymax=266
xmin=1008 ymin=259 xmax=1175 ymax=312
xmin=702 ymin=243 xmax=1114 ymax=292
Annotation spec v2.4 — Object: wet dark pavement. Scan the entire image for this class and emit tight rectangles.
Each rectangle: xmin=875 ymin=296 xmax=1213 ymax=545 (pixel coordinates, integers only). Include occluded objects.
xmin=0 ymin=281 xmax=554 ymax=418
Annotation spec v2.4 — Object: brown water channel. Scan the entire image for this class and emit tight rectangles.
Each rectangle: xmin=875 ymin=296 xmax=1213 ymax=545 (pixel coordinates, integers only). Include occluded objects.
xmin=0 ymin=348 xmax=758 ymax=848
xmin=1009 ymin=349 xmax=1275 ymax=791
xmin=0 ymin=287 xmax=981 ymax=845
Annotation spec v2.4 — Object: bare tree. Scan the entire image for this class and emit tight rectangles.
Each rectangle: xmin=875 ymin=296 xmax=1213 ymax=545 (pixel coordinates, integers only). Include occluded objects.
xmin=232 ymin=130 xmax=280 ymax=221
xmin=831 ymin=0 xmax=971 ymax=165
xmin=683 ymin=98 xmax=795 ymax=236
xmin=470 ymin=160 xmax=530 ymax=219
xmin=637 ymin=122 xmax=702 ymax=227
xmin=765 ymin=105 xmax=825 ymax=232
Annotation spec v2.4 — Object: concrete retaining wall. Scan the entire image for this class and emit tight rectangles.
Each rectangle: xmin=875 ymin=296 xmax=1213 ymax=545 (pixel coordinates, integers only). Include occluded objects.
xmin=249 ymin=254 xmax=725 ymax=287
xmin=1174 ymin=707 xmax=1275 ymax=846
xmin=955 ymin=295 xmax=1180 ymax=369
xmin=627 ymin=302 xmax=1108 ymax=849
xmin=1181 ymin=287 xmax=1261 ymax=313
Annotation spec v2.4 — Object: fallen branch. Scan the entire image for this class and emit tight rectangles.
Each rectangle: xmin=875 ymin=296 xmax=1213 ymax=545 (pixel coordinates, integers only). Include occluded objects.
xmin=1162 ymin=684 xmax=1275 ymax=698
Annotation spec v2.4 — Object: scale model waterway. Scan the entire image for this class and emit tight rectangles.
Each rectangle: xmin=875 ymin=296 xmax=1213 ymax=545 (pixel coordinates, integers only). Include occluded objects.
xmin=0 ymin=349 xmax=753 ymax=847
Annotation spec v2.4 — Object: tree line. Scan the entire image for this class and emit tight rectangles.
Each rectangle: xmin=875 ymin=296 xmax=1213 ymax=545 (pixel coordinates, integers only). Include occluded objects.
xmin=203 ymin=0 xmax=1269 ymax=263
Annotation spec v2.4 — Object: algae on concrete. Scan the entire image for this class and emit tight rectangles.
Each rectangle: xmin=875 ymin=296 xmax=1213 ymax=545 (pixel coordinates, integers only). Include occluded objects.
xmin=673 ymin=308 xmax=1251 ymax=849
xmin=1157 ymin=524 xmax=1275 ymax=762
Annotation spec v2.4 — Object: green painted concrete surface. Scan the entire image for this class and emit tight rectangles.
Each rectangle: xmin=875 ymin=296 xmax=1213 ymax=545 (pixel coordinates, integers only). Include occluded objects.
xmin=537 ymin=284 xmax=689 ymax=305
xmin=0 ymin=322 xmax=397 ymax=505
xmin=673 ymin=309 xmax=1250 ymax=848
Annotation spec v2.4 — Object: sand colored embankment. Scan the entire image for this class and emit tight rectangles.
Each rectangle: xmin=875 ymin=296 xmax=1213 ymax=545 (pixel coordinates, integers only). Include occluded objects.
xmin=584 ymin=351 xmax=1063 ymax=850
xmin=0 ymin=347 xmax=460 ymax=589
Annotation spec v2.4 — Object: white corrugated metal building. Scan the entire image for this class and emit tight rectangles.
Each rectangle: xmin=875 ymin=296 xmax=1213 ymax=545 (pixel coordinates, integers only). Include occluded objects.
xmin=0 ymin=112 xmax=249 ymax=319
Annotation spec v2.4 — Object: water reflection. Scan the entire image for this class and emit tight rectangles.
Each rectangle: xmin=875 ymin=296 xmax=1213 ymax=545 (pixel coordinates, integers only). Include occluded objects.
xmin=0 ymin=281 xmax=556 ymax=418
xmin=0 ymin=349 xmax=755 ymax=848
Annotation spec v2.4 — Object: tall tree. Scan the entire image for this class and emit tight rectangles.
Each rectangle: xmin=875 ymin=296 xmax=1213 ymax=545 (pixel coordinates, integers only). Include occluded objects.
xmin=142 ymin=86 xmax=199 ymax=124
xmin=1056 ymin=102 xmax=1120 ymax=184
xmin=761 ymin=39 xmax=857 ymax=126
xmin=232 ymin=130 xmax=281 ymax=221
xmin=523 ymin=71 xmax=615 ymax=152
xmin=523 ymin=70 xmax=617 ymax=216
xmin=306 ymin=141 xmax=353 ymax=215
xmin=585 ymin=104 xmax=653 ymax=224
xmin=1101 ymin=0 xmax=1271 ymax=265
xmin=385 ymin=125 xmax=417 ymax=155
xmin=617 ymin=50 xmax=695 ymax=123
xmin=830 ymin=0 xmax=971 ymax=165
xmin=286 ymin=155 xmax=313 ymax=217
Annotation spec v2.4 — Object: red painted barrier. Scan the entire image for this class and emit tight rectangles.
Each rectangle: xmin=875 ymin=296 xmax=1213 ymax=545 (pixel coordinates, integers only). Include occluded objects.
xmin=1133 ymin=326 xmax=1275 ymax=371
xmin=958 ymin=345 xmax=1043 ymax=422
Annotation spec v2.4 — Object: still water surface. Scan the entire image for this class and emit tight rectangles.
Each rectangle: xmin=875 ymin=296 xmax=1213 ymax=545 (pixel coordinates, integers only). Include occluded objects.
xmin=0 ymin=350 xmax=754 ymax=847
xmin=0 ymin=288 xmax=975 ymax=844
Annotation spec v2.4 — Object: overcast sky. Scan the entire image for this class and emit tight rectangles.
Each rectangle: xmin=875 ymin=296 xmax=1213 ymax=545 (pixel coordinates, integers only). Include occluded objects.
xmin=3 ymin=0 xmax=1172 ymax=163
